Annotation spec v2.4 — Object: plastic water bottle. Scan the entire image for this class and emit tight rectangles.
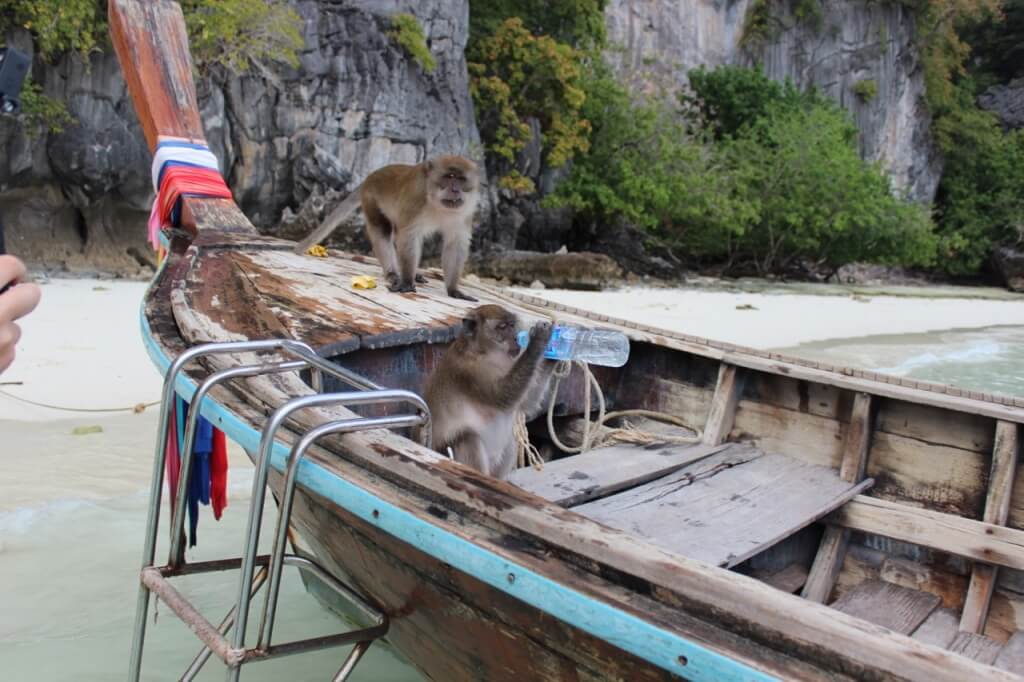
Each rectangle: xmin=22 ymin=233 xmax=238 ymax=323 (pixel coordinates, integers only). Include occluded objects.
xmin=516 ymin=325 xmax=630 ymax=367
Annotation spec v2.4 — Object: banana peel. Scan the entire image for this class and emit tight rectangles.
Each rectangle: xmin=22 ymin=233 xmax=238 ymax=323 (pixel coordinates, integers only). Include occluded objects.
xmin=306 ymin=244 xmax=328 ymax=257
xmin=351 ymin=275 xmax=377 ymax=290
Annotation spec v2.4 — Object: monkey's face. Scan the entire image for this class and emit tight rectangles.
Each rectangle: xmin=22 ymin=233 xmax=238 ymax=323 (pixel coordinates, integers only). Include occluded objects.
xmin=426 ymin=156 xmax=479 ymax=211
xmin=462 ymin=304 xmax=520 ymax=359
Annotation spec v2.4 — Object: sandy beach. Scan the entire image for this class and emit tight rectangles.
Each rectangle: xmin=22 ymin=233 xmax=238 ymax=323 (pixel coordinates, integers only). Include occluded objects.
xmin=516 ymin=285 xmax=1024 ymax=349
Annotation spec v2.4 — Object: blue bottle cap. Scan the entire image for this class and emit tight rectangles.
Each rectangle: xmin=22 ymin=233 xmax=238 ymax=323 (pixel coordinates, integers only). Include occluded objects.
xmin=516 ymin=330 xmax=529 ymax=348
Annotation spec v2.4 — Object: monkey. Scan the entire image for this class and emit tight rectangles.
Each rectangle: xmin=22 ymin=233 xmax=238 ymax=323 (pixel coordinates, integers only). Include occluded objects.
xmin=294 ymin=155 xmax=481 ymax=300
xmin=424 ymin=304 xmax=553 ymax=479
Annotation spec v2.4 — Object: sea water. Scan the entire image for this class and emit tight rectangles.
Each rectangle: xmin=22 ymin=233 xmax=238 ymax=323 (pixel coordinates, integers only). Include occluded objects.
xmin=0 ymin=412 xmax=422 ymax=682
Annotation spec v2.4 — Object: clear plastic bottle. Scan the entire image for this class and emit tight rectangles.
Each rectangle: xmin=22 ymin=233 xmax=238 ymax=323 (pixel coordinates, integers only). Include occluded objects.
xmin=516 ymin=325 xmax=630 ymax=367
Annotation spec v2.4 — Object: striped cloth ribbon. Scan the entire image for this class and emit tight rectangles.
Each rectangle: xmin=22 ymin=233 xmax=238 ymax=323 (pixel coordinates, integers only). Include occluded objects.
xmin=147 ymin=136 xmax=233 ymax=249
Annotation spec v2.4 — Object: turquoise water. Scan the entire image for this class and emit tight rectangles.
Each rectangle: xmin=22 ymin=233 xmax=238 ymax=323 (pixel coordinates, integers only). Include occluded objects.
xmin=778 ymin=324 xmax=1024 ymax=398
xmin=0 ymin=413 xmax=422 ymax=682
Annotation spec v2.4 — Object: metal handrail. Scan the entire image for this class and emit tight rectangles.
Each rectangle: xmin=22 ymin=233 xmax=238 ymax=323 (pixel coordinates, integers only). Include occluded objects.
xmin=130 ymin=339 xmax=428 ymax=682
xmin=228 ymin=389 xmax=430 ymax=682
xmin=259 ymin=413 xmax=426 ymax=649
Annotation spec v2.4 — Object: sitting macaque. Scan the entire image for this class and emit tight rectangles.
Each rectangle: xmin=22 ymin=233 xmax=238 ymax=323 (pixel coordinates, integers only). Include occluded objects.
xmin=295 ymin=154 xmax=481 ymax=300
xmin=424 ymin=305 xmax=553 ymax=479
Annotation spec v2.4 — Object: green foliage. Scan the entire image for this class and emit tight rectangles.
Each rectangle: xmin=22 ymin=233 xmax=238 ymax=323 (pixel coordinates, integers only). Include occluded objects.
xmin=682 ymin=65 xmax=806 ymax=139
xmin=469 ymin=0 xmax=607 ymax=50
xmin=851 ymin=79 xmax=878 ymax=101
xmin=548 ymin=66 xmax=758 ymax=252
xmin=468 ymin=17 xmax=590 ymax=187
xmin=933 ymin=86 xmax=1024 ymax=274
xmin=388 ymin=13 xmax=436 ymax=72
xmin=557 ymin=64 xmax=935 ymax=274
xmin=19 ymin=78 xmax=74 ymax=136
xmin=721 ymin=100 xmax=935 ymax=273
xmin=909 ymin=0 xmax=1002 ymax=117
xmin=2 ymin=0 xmax=303 ymax=70
xmin=793 ymin=0 xmax=824 ymax=30
xmin=180 ymin=0 xmax=303 ymax=71
xmin=1 ymin=0 xmax=104 ymax=60
xmin=740 ymin=0 xmax=777 ymax=51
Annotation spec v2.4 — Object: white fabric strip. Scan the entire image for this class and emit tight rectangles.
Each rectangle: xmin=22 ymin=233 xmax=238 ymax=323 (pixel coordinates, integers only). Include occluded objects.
xmin=150 ymin=143 xmax=221 ymax=192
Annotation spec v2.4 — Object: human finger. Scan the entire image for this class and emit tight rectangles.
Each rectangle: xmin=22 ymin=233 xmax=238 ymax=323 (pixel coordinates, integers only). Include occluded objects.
xmin=0 ymin=255 xmax=27 ymax=289
xmin=0 ymin=281 xmax=42 ymax=323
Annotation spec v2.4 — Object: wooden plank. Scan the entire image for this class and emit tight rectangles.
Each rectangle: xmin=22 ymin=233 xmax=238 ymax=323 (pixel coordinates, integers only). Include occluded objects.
xmin=828 ymin=496 xmax=1024 ymax=571
xmin=911 ymin=608 xmax=960 ymax=649
xmin=750 ymin=563 xmax=809 ymax=594
xmin=801 ymin=526 xmax=848 ymax=603
xmin=995 ymin=631 xmax=1024 ymax=673
xmin=731 ymin=398 xmax=846 ymax=468
xmin=867 ymin=430 xmax=989 ymax=519
xmin=574 ymin=446 xmax=873 ymax=568
xmin=702 ymin=364 xmax=743 ymax=445
xmin=948 ymin=632 xmax=1003 ymax=665
xmin=831 ymin=580 xmax=940 ymax=634
xmin=803 ymin=393 xmax=874 ymax=603
xmin=839 ymin=393 xmax=874 ymax=483
xmin=963 ymin=421 xmax=1021 ymax=632
xmin=507 ymin=442 xmax=727 ymax=507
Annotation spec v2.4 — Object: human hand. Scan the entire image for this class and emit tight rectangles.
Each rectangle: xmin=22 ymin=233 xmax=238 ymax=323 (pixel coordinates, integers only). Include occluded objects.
xmin=0 ymin=255 xmax=41 ymax=373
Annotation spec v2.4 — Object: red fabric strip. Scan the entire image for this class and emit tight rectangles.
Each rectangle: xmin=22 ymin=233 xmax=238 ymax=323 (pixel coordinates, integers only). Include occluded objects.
xmin=156 ymin=166 xmax=234 ymax=224
xmin=165 ymin=406 xmax=181 ymax=513
xmin=210 ymin=428 xmax=228 ymax=520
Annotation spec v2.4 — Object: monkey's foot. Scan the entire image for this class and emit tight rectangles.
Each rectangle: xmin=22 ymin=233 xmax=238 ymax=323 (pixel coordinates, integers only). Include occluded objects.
xmin=389 ymin=281 xmax=417 ymax=293
xmin=448 ymin=289 xmax=477 ymax=302
xmin=415 ymin=273 xmax=428 ymax=284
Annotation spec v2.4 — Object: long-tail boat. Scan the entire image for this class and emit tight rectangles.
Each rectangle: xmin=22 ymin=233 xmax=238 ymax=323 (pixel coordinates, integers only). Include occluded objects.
xmin=113 ymin=2 xmax=1024 ymax=680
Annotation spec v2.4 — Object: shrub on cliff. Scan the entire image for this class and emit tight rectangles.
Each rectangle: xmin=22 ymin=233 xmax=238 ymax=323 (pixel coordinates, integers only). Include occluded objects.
xmin=467 ymin=17 xmax=591 ymax=193
xmin=2 ymin=1 xmax=302 ymax=69
xmin=555 ymin=64 xmax=936 ymax=275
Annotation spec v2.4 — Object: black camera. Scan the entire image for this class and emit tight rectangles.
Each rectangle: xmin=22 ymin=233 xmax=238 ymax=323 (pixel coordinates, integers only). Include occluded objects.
xmin=0 ymin=47 xmax=30 ymax=115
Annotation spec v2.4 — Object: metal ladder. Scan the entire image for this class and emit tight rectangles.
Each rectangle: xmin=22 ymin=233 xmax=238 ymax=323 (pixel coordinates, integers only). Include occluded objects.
xmin=127 ymin=339 xmax=431 ymax=681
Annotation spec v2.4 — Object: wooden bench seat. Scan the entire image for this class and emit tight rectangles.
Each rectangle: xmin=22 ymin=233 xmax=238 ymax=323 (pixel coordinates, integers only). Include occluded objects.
xmin=512 ymin=441 xmax=872 ymax=568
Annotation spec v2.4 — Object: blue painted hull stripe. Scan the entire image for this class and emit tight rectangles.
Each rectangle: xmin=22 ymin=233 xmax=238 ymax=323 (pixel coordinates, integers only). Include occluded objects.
xmin=138 ymin=269 xmax=776 ymax=682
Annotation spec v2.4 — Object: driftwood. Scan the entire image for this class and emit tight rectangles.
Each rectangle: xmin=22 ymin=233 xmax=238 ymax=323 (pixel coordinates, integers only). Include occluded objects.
xmin=471 ymin=249 xmax=622 ymax=290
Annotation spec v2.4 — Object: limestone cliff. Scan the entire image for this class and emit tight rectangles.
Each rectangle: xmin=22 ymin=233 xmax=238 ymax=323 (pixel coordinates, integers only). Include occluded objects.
xmin=605 ymin=0 xmax=941 ymax=202
xmin=0 ymin=1 xmax=479 ymax=276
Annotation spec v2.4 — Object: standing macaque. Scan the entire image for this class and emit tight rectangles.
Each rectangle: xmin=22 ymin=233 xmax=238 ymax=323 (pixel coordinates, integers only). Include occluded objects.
xmin=424 ymin=305 xmax=553 ymax=479
xmin=295 ymin=155 xmax=481 ymax=300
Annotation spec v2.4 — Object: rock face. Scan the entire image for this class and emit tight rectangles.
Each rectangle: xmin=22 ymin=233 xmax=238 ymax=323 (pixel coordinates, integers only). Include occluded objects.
xmin=605 ymin=0 xmax=941 ymax=202
xmin=992 ymin=245 xmax=1024 ymax=292
xmin=979 ymin=80 xmax=1024 ymax=130
xmin=0 ymin=1 xmax=479 ymax=276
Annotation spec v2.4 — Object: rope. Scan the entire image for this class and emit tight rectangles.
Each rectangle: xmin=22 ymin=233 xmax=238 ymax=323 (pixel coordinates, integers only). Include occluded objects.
xmin=454 ymin=281 xmax=706 ymax=468
xmin=0 ymin=389 xmax=159 ymax=414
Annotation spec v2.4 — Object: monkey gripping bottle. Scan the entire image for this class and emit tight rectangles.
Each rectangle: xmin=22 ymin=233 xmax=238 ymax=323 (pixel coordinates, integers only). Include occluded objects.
xmin=516 ymin=325 xmax=630 ymax=367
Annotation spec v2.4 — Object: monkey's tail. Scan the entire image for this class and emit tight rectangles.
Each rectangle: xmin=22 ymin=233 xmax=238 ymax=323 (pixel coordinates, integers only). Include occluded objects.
xmin=293 ymin=187 xmax=363 ymax=254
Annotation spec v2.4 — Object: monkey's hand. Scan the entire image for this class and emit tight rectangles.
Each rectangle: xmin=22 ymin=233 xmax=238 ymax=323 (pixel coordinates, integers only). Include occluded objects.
xmin=527 ymin=320 xmax=553 ymax=350
xmin=447 ymin=289 xmax=477 ymax=302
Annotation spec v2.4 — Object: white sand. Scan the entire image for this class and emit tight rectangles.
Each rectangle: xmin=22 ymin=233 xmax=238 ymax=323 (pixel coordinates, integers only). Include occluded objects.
xmin=517 ymin=286 xmax=1024 ymax=349
xmin=0 ymin=278 xmax=162 ymax=421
